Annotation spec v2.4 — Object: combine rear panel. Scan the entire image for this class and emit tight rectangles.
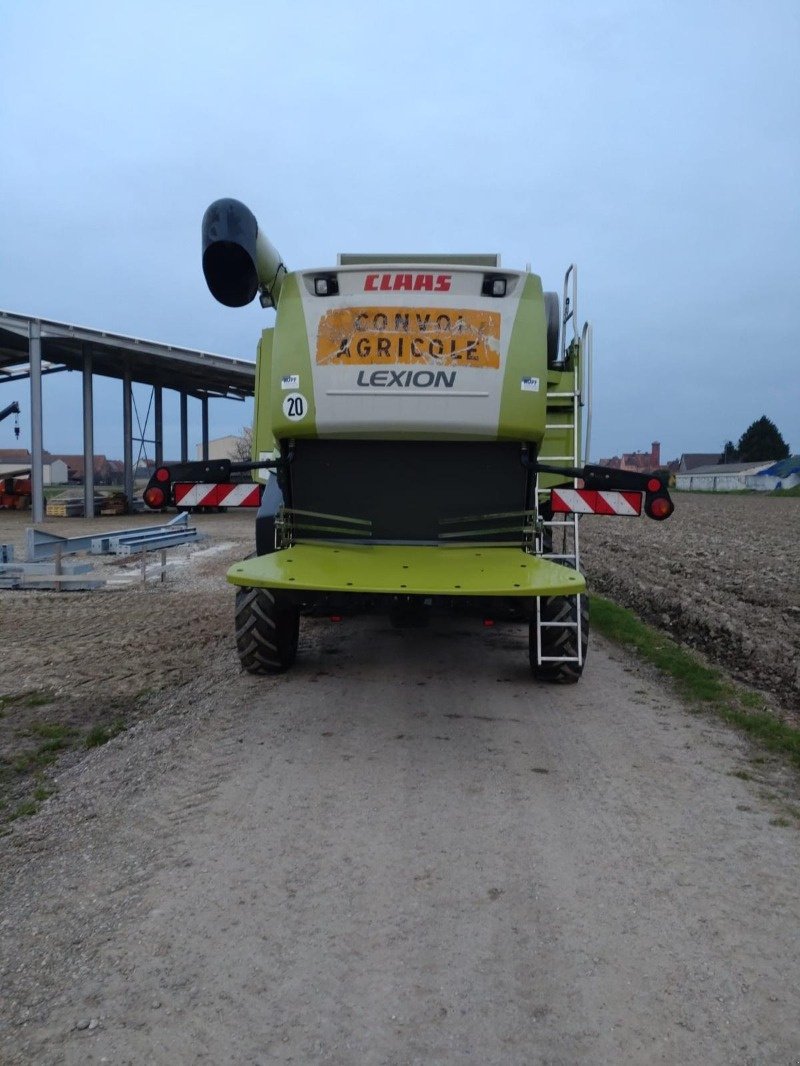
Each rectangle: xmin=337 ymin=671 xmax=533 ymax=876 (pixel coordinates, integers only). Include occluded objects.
xmin=196 ymin=198 xmax=672 ymax=679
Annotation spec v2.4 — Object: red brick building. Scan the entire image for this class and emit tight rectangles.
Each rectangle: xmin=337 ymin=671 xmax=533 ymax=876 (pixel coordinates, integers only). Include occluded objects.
xmin=598 ymin=441 xmax=662 ymax=473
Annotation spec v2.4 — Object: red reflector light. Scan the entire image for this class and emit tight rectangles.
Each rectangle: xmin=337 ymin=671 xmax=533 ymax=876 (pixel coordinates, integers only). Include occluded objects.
xmin=143 ymin=487 xmax=165 ymax=509
xmin=647 ymin=496 xmax=674 ymax=520
xmin=330 ymin=615 xmax=343 ymax=623
xmin=647 ymin=477 xmax=662 ymax=493
xmin=483 ymin=619 xmax=495 ymax=627
xmin=155 ymin=467 xmax=170 ymax=483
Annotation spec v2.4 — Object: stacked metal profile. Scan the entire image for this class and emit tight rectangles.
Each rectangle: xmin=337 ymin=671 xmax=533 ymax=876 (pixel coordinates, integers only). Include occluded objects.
xmin=0 ymin=514 xmax=205 ymax=589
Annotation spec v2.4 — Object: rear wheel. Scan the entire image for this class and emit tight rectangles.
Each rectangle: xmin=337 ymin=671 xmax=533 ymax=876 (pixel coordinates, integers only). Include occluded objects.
xmin=530 ymin=591 xmax=589 ymax=683
xmin=235 ymin=586 xmax=299 ymax=674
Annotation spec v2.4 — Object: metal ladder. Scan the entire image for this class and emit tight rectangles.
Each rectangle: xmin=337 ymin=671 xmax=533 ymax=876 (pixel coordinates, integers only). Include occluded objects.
xmin=533 ymin=264 xmax=593 ymax=668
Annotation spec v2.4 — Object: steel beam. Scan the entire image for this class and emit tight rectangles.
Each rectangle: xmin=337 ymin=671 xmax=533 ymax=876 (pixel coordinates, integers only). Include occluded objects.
xmin=28 ymin=319 xmax=44 ymax=522
xmin=123 ymin=365 xmax=133 ymax=507
xmin=201 ymin=395 xmax=209 ymax=461
xmin=180 ymin=391 xmax=188 ymax=462
xmin=82 ymin=347 xmax=95 ymax=517
xmin=154 ymin=385 xmax=163 ymax=465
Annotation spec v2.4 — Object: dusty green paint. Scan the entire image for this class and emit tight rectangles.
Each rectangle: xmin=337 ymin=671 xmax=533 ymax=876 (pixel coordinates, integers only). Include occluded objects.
xmin=498 ymin=274 xmax=548 ymax=442
xmin=228 ymin=543 xmax=585 ymax=597
xmin=252 ymin=328 xmax=275 ymax=461
xmin=269 ymin=272 xmax=317 ymax=437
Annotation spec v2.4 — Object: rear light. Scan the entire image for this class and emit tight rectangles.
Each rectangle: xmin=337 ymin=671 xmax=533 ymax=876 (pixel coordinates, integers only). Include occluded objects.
xmin=330 ymin=615 xmax=343 ymax=623
xmin=314 ymin=274 xmax=339 ymax=296
xmin=144 ymin=486 xmax=166 ymax=509
xmin=482 ymin=274 xmax=507 ymax=297
xmin=646 ymin=495 xmax=674 ymax=520
xmin=155 ymin=467 xmax=170 ymax=483
xmin=647 ymin=477 xmax=662 ymax=493
xmin=483 ymin=619 xmax=495 ymax=627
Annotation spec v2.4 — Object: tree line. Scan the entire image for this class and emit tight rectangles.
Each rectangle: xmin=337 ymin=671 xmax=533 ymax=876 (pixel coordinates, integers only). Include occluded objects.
xmin=720 ymin=416 xmax=790 ymax=463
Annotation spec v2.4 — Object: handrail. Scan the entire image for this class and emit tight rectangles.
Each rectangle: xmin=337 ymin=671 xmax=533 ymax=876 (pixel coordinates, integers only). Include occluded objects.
xmin=581 ymin=320 xmax=593 ymax=465
xmin=562 ymin=264 xmax=578 ymax=359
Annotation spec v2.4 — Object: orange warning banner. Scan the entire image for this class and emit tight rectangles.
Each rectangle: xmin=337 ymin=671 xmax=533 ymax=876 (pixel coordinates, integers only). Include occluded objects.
xmin=316 ymin=307 xmax=501 ymax=368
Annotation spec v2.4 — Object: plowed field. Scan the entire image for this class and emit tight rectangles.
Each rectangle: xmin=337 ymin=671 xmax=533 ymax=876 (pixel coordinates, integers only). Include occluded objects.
xmin=580 ymin=491 xmax=800 ymax=716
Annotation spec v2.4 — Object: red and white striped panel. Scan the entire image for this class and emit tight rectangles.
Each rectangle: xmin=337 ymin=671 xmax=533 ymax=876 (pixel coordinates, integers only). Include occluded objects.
xmin=550 ymin=488 xmax=642 ymax=516
xmin=174 ymin=482 xmax=263 ymax=508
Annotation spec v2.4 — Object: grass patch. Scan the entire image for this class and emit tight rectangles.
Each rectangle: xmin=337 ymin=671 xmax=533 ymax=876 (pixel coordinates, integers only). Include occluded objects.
xmin=9 ymin=799 xmax=39 ymax=820
xmin=0 ymin=690 xmax=56 ymax=712
xmin=32 ymin=782 xmax=55 ymax=802
xmin=85 ymin=719 xmax=126 ymax=749
xmin=13 ymin=739 xmax=70 ymax=773
xmin=22 ymin=692 xmax=55 ymax=708
xmin=592 ymin=595 xmax=800 ymax=769
xmin=1 ymin=692 xmax=135 ymax=829
xmin=28 ymin=722 xmax=76 ymax=741
xmin=10 ymin=722 xmax=80 ymax=774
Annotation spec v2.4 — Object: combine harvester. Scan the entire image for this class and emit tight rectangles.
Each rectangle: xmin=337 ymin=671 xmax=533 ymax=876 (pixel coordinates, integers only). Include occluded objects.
xmin=145 ymin=199 xmax=673 ymax=680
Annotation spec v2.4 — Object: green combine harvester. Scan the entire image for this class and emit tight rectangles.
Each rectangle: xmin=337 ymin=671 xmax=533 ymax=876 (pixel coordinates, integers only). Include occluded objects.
xmin=146 ymin=199 xmax=673 ymax=681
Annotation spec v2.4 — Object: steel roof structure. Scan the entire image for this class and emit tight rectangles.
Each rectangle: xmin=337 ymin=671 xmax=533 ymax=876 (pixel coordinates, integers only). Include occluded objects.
xmin=0 ymin=310 xmax=256 ymax=521
xmin=0 ymin=311 xmax=254 ymax=398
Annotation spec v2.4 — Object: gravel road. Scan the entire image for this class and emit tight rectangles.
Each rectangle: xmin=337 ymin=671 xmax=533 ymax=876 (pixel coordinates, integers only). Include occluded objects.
xmin=2 ymin=613 xmax=799 ymax=1064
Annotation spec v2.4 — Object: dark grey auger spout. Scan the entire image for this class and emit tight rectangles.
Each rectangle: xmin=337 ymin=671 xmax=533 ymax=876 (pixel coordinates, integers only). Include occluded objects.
xmin=201 ymin=198 xmax=287 ymax=309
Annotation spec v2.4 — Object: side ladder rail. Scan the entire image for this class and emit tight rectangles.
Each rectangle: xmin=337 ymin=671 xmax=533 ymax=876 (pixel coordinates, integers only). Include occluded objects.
xmin=534 ymin=285 xmax=590 ymax=667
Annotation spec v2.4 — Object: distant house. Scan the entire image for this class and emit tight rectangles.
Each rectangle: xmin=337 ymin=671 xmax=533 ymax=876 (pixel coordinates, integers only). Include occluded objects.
xmin=55 ymin=454 xmax=116 ymax=484
xmin=0 ymin=447 xmax=35 ymax=466
xmin=745 ymin=456 xmax=800 ymax=492
xmin=195 ymin=435 xmax=246 ymax=461
xmin=46 ymin=459 xmax=69 ymax=485
xmin=676 ymin=461 xmax=775 ymax=491
xmin=678 ymin=453 xmax=725 ymax=473
xmin=0 ymin=451 xmax=68 ymax=485
xmin=599 ymin=441 xmax=662 ymax=473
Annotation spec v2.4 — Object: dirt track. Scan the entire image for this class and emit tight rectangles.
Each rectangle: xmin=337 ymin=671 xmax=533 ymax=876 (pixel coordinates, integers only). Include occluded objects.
xmin=1 ymin=617 xmax=799 ymax=1064
xmin=1 ymin=498 xmax=799 ymax=1063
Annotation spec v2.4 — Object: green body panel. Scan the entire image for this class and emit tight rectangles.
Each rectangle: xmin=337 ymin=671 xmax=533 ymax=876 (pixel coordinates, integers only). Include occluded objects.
xmin=499 ymin=273 xmax=547 ymax=441
xmin=269 ymin=273 xmax=318 ymax=438
xmin=228 ymin=544 xmax=585 ymax=597
xmin=252 ymin=328 xmax=275 ymax=465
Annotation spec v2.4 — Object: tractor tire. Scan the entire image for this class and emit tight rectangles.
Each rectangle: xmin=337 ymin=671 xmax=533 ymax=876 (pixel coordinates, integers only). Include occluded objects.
xmin=529 ymin=590 xmax=589 ymax=684
xmin=235 ymin=586 xmax=299 ymax=674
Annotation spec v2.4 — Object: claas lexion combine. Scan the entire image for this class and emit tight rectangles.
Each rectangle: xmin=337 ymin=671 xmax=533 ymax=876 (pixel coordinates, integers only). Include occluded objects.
xmin=145 ymin=199 xmax=674 ymax=681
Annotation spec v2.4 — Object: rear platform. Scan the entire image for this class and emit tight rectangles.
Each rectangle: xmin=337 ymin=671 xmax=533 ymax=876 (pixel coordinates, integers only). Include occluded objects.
xmin=228 ymin=543 xmax=585 ymax=597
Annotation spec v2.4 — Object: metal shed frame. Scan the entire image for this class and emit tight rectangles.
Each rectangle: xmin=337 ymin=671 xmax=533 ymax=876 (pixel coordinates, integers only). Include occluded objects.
xmin=0 ymin=310 xmax=255 ymax=521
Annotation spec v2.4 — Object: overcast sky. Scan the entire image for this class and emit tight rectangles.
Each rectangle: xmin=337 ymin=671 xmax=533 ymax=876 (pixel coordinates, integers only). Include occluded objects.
xmin=1 ymin=0 xmax=798 ymax=464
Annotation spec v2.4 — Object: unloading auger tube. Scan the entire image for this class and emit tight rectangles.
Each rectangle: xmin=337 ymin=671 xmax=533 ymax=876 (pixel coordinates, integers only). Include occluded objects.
xmin=197 ymin=197 xmax=675 ymax=680
xmin=202 ymin=198 xmax=287 ymax=309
